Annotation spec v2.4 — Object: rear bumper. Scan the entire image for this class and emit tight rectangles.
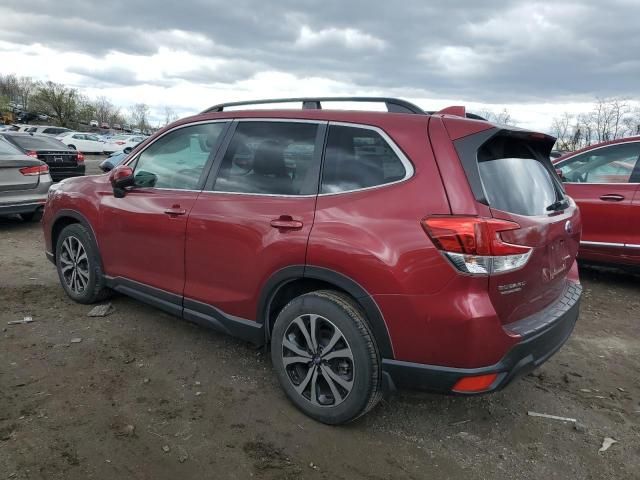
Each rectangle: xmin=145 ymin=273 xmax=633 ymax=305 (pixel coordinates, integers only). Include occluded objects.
xmin=382 ymin=282 xmax=582 ymax=393
xmin=49 ymin=164 xmax=85 ymax=181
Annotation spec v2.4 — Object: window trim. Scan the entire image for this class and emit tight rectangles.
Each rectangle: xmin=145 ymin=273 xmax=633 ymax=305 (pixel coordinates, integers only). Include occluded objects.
xmin=124 ymin=119 xmax=231 ymax=192
xmin=318 ymin=121 xmax=415 ymax=197
xmin=556 ymin=140 xmax=640 ymax=185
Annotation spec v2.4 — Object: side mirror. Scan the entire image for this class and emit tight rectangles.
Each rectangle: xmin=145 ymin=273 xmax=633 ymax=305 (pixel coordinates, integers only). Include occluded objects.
xmin=109 ymin=165 xmax=134 ymax=198
xmin=555 ymin=168 xmax=566 ymax=181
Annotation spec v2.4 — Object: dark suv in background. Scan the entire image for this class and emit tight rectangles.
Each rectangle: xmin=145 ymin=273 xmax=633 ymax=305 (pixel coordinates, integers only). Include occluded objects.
xmin=42 ymin=97 xmax=582 ymax=424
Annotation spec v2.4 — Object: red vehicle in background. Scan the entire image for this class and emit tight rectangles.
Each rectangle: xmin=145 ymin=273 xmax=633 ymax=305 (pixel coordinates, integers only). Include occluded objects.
xmin=42 ymin=97 xmax=582 ymax=424
xmin=554 ymin=137 xmax=640 ymax=268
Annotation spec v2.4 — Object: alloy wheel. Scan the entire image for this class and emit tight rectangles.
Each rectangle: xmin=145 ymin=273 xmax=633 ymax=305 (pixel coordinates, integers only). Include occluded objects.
xmin=59 ymin=236 xmax=90 ymax=294
xmin=282 ymin=314 xmax=354 ymax=407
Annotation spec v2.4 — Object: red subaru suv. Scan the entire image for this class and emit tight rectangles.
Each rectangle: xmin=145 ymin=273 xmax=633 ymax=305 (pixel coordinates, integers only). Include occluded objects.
xmin=42 ymin=97 xmax=582 ymax=424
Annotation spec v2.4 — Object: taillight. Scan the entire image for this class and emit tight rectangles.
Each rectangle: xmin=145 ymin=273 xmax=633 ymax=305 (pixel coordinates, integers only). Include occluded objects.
xmin=422 ymin=216 xmax=532 ymax=275
xmin=115 ymin=141 xmax=125 ymax=145
xmin=20 ymin=164 xmax=49 ymax=176
xmin=26 ymin=150 xmax=38 ymax=158
xmin=76 ymin=152 xmax=85 ymax=163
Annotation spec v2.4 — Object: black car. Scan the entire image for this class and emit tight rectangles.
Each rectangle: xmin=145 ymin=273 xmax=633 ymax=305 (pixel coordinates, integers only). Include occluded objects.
xmin=0 ymin=133 xmax=85 ymax=181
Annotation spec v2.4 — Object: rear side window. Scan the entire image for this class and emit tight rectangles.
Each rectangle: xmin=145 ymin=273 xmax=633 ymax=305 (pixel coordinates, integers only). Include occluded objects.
xmin=477 ymin=136 xmax=561 ymax=216
xmin=321 ymin=125 xmax=407 ymax=193
xmin=212 ymin=121 xmax=319 ymax=195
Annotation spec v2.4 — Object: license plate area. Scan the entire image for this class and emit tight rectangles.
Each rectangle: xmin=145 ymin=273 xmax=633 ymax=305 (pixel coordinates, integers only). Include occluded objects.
xmin=548 ymin=237 xmax=570 ymax=280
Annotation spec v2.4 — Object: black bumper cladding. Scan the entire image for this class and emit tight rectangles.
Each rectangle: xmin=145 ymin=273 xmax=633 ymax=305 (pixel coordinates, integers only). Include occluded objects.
xmin=381 ymin=282 xmax=582 ymax=393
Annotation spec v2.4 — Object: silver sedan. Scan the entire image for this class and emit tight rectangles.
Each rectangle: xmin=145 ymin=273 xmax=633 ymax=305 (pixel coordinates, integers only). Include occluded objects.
xmin=0 ymin=137 xmax=52 ymax=221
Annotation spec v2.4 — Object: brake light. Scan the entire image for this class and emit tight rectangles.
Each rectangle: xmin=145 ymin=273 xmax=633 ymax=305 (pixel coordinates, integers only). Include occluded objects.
xmin=20 ymin=164 xmax=49 ymax=176
xmin=76 ymin=152 xmax=85 ymax=163
xmin=422 ymin=216 xmax=532 ymax=275
xmin=115 ymin=141 xmax=125 ymax=145
xmin=26 ymin=150 xmax=38 ymax=158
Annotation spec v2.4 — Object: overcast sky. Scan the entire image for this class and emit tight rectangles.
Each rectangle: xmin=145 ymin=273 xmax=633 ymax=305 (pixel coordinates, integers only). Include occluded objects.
xmin=1 ymin=0 xmax=639 ymax=130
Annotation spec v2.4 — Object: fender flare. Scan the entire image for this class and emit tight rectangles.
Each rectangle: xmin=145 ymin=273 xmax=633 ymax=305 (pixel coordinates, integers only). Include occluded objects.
xmin=50 ymin=209 xmax=103 ymax=269
xmin=258 ymin=265 xmax=395 ymax=359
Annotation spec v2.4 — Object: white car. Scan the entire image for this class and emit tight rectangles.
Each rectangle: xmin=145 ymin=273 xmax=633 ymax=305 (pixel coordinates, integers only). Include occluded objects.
xmin=56 ymin=132 xmax=105 ymax=154
xmin=102 ymin=135 xmax=145 ymax=154
xmin=89 ymin=120 xmax=99 ymax=128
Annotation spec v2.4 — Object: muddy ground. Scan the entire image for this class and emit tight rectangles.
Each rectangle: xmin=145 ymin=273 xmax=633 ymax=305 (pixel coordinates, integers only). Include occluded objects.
xmin=1 ymin=157 xmax=639 ymax=479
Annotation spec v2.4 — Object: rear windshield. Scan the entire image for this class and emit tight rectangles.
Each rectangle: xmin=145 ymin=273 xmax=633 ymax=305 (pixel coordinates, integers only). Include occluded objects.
xmin=10 ymin=135 xmax=69 ymax=151
xmin=0 ymin=138 xmax=22 ymax=156
xmin=477 ymin=136 xmax=561 ymax=216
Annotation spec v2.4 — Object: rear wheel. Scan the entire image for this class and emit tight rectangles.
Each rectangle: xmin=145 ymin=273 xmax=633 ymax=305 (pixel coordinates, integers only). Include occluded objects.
xmin=55 ymin=223 xmax=111 ymax=304
xmin=271 ymin=290 xmax=382 ymax=424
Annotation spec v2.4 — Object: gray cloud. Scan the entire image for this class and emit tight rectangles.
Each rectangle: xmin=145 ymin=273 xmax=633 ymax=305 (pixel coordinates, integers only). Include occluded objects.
xmin=1 ymin=0 xmax=639 ymax=102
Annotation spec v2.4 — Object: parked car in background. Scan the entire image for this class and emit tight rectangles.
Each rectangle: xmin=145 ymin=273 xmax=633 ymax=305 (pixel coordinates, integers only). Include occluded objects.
xmin=56 ymin=132 xmax=105 ymax=154
xmin=42 ymin=97 xmax=582 ymax=424
xmin=21 ymin=125 xmax=72 ymax=136
xmin=554 ymin=136 xmax=640 ymax=268
xmin=90 ymin=120 xmax=99 ymax=128
xmin=0 ymin=132 xmax=85 ymax=181
xmin=101 ymin=122 xmax=110 ymax=129
xmin=113 ymin=123 xmax=122 ymax=130
xmin=102 ymin=135 xmax=144 ymax=154
xmin=99 ymin=151 xmax=128 ymax=172
xmin=0 ymin=136 xmax=52 ymax=221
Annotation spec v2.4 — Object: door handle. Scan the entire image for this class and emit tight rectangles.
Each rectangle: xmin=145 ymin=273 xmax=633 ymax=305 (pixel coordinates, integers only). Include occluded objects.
xmin=270 ymin=215 xmax=303 ymax=230
xmin=164 ymin=205 xmax=187 ymax=216
xmin=599 ymin=194 xmax=625 ymax=202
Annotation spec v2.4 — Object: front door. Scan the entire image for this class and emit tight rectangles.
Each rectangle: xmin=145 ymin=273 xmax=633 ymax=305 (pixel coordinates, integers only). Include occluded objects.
xmin=98 ymin=121 xmax=229 ymax=295
xmin=557 ymin=141 xmax=640 ymax=263
xmin=184 ymin=120 xmax=325 ymax=321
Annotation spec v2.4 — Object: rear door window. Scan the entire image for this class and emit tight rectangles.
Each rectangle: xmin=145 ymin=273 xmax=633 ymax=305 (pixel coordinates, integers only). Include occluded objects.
xmin=477 ymin=135 xmax=563 ymax=216
xmin=212 ymin=121 xmax=321 ymax=195
xmin=321 ymin=125 xmax=408 ymax=193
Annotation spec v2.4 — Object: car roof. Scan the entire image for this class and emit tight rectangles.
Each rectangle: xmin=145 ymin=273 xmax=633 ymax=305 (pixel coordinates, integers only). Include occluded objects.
xmin=555 ymin=135 xmax=640 ymax=162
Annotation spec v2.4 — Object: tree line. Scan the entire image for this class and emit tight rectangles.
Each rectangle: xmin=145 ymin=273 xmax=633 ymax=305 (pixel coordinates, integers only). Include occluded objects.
xmin=0 ymin=73 xmax=178 ymax=132
xmin=550 ymin=98 xmax=640 ymax=151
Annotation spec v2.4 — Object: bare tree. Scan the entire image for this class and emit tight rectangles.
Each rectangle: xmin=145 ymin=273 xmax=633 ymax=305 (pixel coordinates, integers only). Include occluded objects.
xmin=129 ymin=103 xmax=150 ymax=132
xmin=31 ymin=81 xmax=79 ymax=127
xmin=477 ymin=108 xmax=516 ymax=126
xmin=163 ymin=106 xmax=178 ymax=126
xmin=550 ymin=112 xmax=573 ymax=150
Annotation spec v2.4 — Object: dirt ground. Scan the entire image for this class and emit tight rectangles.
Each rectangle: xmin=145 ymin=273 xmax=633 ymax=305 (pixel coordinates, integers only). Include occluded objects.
xmin=1 ymin=157 xmax=639 ymax=479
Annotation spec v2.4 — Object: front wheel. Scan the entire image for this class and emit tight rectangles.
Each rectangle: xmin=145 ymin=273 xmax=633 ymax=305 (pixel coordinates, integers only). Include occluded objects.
xmin=55 ymin=223 xmax=111 ymax=304
xmin=271 ymin=290 xmax=382 ymax=424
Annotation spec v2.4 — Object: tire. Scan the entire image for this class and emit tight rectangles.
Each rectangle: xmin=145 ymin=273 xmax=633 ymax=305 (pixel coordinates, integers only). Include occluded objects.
xmin=271 ymin=290 xmax=382 ymax=425
xmin=55 ymin=223 xmax=111 ymax=304
xmin=68 ymin=144 xmax=76 ymax=150
xmin=21 ymin=208 xmax=43 ymax=222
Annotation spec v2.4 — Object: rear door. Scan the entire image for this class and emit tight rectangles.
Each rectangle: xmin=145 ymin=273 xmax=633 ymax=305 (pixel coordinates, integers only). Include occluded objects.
xmin=183 ymin=120 xmax=325 ymax=321
xmin=556 ymin=141 xmax=640 ymax=262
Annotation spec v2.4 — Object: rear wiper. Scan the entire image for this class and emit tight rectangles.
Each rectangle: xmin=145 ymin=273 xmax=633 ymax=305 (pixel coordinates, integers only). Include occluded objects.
xmin=546 ymin=198 xmax=569 ymax=211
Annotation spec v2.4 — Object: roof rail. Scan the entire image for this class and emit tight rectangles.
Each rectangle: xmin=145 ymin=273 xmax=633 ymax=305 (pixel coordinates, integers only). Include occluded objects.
xmin=201 ymin=97 xmax=427 ymax=115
